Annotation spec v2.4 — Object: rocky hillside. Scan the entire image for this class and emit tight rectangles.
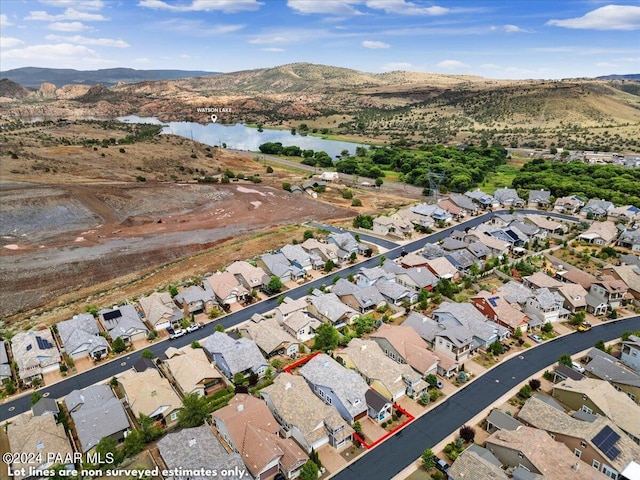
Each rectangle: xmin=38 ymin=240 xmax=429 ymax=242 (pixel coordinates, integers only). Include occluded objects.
xmin=0 ymin=78 xmax=31 ymax=100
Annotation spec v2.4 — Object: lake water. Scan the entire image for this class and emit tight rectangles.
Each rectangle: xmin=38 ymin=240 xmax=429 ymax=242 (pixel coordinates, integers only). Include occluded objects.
xmin=119 ymin=115 xmax=366 ymax=159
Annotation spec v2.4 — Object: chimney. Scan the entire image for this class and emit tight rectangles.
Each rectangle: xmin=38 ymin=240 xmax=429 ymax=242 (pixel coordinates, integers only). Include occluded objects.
xmin=573 ymin=462 xmax=579 ymax=471
xmin=237 ymin=403 xmax=244 ymax=412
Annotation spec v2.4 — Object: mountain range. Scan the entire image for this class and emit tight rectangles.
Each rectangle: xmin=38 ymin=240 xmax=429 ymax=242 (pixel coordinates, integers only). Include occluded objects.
xmin=0 ymin=67 xmax=219 ymax=88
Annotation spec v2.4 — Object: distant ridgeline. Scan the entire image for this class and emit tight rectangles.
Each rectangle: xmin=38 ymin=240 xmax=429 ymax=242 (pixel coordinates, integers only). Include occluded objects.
xmin=512 ymin=159 xmax=640 ymax=207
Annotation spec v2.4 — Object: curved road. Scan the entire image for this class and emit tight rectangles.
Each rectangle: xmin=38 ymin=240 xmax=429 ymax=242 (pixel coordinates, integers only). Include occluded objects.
xmin=0 ymin=209 xmax=579 ymax=421
xmin=332 ymin=315 xmax=640 ymax=480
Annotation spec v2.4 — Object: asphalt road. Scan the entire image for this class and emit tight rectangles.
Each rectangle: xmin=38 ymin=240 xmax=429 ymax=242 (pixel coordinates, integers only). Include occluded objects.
xmin=332 ymin=315 xmax=640 ymax=480
xmin=0 ymin=209 xmax=579 ymax=421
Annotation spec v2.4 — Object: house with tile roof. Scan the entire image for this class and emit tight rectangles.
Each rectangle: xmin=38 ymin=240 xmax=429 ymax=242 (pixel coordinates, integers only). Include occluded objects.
xmin=299 ymin=353 xmax=369 ymax=424
xmin=174 ymin=284 xmax=217 ymax=315
xmin=485 ymin=425 xmax=607 ymax=480
xmin=226 ymin=260 xmax=269 ymax=292
xmin=331 ymin=278 xmax=386 ymax=314
xmin=524 ymin=288 xmax=570 ymax=325
xmin=523 ymin=271 xmax=564 ymax=291
xmin=465 ymin=188 xmax=499 ymax=210
xmin=98 ymin=304 xmax=148 ymax=344
xmin=327 ymin=231 xmax=370 ymax=255
xmin=582 ymin=350 xmax=640 ymax=408
xmin=527 ymin=189 xmax=551 ymax=208
xmin=601 ymin=264 xmax=640 ymax=301
xmin=261 ymin=373 xmax=354 ymax=452
xmin=525 ymin=213 xmax=569 ymax=234
xmin=372 ymin=215 xmax=413 ymax=238
xmin=159 ymin=345 xmax=225 ymax=397
xmin=301 ymin=238 xmax=341 ymax=264
xmin=202 ymin=332 xmax=268 ymax=380
xmin=471 ymin=291 xmax=530 ymax=333
xmin=581 ymin=199 xmax=614 ymax=219
xmin=395 ymin=266 xmax=438 ymax=292
xmin=242 ymin=317 xmax=299 ymax=358
xmin=518 ymin=395 xmax=640 ymax=479
xmin=375 ymin=279 xmax=417 ymax=306
xmin=554 ymin=195 xmax=585 ymax=214
xmin=212 ymin=394 xmax=308 ymax=480
xmin=280 ymin=244 xmax=323 ymax=271
xmin=281 ymin=310 xmax=321 ymax=343
xmin=337 ymin=338 xmax=427 ymax=401
xmin=425 ymin=256 xmax=460 ymax=281
xmin=11 ymin=329 xmax=61 ymax=384
xmin=118 ymin=367 xmax=182 ymax=426
xmin=578 ymin=221 xmax=619 ymax=246
xmin=552 ymin=377 xmax=640 ymax=442
xmin=617 ymin=229 xmax=640 ymax=252
xmin=57 ymin=313 xmax=109 ymax=361
xmin=557 ymin=282 xmax=589 ymax=313
xmin=204 ymin=271 xmax=250 ymax=306
xmin=64 ymin=384 xmax=130 ymax=453
xmin=274 ymin=296 xmax=309 ymax=322
xmin=258 ymin=253 xmax=305 ymax=283
xmin=307 ymin=291 xmax=359 ymax=327
xmin=157 ymin=425 xmax=246 ymax=480
xmin=621 ymin=335 xmax=640 ymax=373
xmin=0 ymin=340 xmax=11 ymax=382
xmin=399 ymin=252 xmax=429 ymax=268
xmin=437 ymin=198 xmax=465 ymax=220
xmin=369 ymin=324 xmax=439 ymax=377
xmin=138 ymin=291 xmax=183 ymax=331
xmin=6 ymin=413 xmax=74 ymax=480
xmin=449 ymin=444 xmax=508 ymax=480
xmin=557 ymin=268 xmax=598 ymax=290
xmin=493 ymin=188 xmax=524 ymax=207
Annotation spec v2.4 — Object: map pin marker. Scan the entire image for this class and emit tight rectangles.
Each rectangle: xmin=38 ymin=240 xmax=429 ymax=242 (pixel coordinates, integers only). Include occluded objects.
xmin=211 ymin=114 xmax=217 ymax=123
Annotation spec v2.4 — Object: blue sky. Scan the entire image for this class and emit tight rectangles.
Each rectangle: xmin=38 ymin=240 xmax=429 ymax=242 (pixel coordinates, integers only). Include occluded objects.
xmin=1 ymin=0 xmax=639 ymax=79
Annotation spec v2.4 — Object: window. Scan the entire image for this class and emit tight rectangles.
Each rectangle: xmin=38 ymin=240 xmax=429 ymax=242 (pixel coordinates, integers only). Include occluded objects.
xmin=627 ymin=393 xmax=636 ymax=401
xmin=550 ymin=434 xmax=555 ymax=440
xmin=580 ymin=441 xmax=587 ymax=448
xmin=592 ymin=460 xmax=600 ymax=470
xmin=518 ymin=451 xmax=524 ymax=459
xmin=327 ymin=396 xmax=332 ymax=405
xmin=581 ymin=405 xmax=593 ymax=414
xmin=574 ymin=449 xmax=581 ymax=458
xmin=601 ymin=465 xmax=618 ymax=479
xmin=170 ymin=411 xmax=178 ymax=421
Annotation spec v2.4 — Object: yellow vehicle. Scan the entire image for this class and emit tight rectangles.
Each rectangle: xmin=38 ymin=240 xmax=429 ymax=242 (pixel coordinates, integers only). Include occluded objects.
xmin=578 ymin=322 xmax=592 ymax=332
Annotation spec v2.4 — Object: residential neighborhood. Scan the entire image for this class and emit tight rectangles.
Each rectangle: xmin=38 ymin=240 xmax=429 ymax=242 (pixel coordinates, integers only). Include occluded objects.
xmin=1 ymin=191 xmax=639 ymax=480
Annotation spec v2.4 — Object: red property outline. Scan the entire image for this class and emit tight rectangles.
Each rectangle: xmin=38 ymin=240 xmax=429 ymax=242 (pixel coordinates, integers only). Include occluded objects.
xmin=284 ymin=352 xmax=416 ymax=450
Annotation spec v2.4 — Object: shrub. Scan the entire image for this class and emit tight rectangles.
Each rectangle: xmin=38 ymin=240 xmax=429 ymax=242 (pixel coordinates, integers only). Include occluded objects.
xmin=529 ymin=378 xmax=541 ymax=391
xmin=518 ymin=384 xmax=533 ymax=399
xmin=352 ymin=198 xmax=362 ymax=207
xmin=459 ymin=425 xmax=476 ymax=443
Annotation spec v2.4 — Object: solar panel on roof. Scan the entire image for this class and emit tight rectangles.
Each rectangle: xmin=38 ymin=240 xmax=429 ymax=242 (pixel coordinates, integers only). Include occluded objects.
xmin=488 ymin=297 xmax=498 ymax=307
xmin=592 ymin=425 xmax=621 ymax=461
xmin=36 ymin=336 xmax=53 ymax=349
xmin=103 ymin=309 xmax=121 ymax=321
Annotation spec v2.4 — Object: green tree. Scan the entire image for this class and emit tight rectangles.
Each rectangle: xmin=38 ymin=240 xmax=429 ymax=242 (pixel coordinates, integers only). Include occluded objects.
xmin=595 ymin=339 xmax=606 ymax=352
xmin=113 ymin=336 xmax=126 ymax=353
xmin=233 ymin=372 xmax=246 ymax=386
xmin=425 ymin=374 xmax=438 ymax=388
xmin=542 ymin=322 xmax=553 ymax=334
xmin=349 ymin=251 xmax=357 ymax=263
xmin=266 ymin=165 xmax=274 ymax=173
xmin=178 ymin=392 xmax=210 ymax=428
xmin=421 ymin=448 xmax=436 ymax=470
xmin=168 ymin=284 xmax=179 ymax=297
xmin=303 ymin=229 xmax=315 ymax=240
xmin=489 ymin=340 xmax=503 ymax=356
xmin=30 ymin=391 xmax=43 ymax=406
xmin=513 ymin=326 xmax=523 ymax=339
xmin=418 ymin=391 xmax=430 ymax=406
xmin=94 ymin=436 xmax=122 ymax=468
xmin=215 ymin=324 xmax=225 ymax=332
xmin=375 ymin=177 xmax=383 ymax=187
xmin=138 ymin=413 xmax=163 ymax=442
xmin=313 ymin=323 xmax=339 ymax=351
xmin=352 ymin=421 xmax=362 ymax=435
xmin=2 ymin=378 xmax=16 ymax=395
xmin=518 ymin=384 xmax=533 ymax=399
xmin=141 ymin=349 xmax=154 ymax=359
xmin=324 ymin=259 xmax=336 ymax=272
xmin=352 ymin=198 xmax=362 ymax=207
xmin=558 ymin=353 xmax=573 ymax=367
xmin=267 ymin=276 xmax=284 ymax=294
xmin=122 ymin=429 xmax=145 ymax=457
xmin=378 ymin=255 xmax=387 ymax=266
xmin=570 ymin=310 xmax=587 ymax=326
xmin=299 ymin=461 xmax=319 ymax=480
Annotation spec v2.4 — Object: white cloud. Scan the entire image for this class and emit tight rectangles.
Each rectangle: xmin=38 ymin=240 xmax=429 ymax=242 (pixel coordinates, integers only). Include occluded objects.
xmin=547 ymin=5 xmax=640 ymax=31
xmin=596 ymin=62 xmax=618 ymax=68
xmin=436 ymin=59 xmax=470 ymax=69
xmin=153 ymin=19 xmax=244 ymax=35
xmin=0 ymin=14 xmax=13 ymax=27
xmin=248 ymin=28 xmax=352 ymax=44
xmin=39 ymin=0 xmax=104 ymax=9
xmin=26 ymin=8 xmax=108 ymax=21
xmin=261 ymin=47 xmax=285 ymax=52
xmin=48 ymin=21 xmax=90 ymax=31
xmin=1 ymin=43 xmax=98 ymax=62
xmin=287 ymin=0 xmax=363 ymax=15
xmin=503 ymin=24 xmax=532 ymax=33
xmin=138 ymin=0 xmax=263 ymax=13
xmin=44 ymin=34 xmax=129 ymax=47
xmin=362 ymin=40 xmax=389 ymax=49
xmin=365 ymin=0 xmax=448 ymax=16
xmin=0 ymin=37 xmax=25 ymax=49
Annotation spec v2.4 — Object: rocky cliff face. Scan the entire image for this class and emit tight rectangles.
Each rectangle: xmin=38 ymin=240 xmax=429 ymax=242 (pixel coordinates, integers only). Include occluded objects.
xmin=38 ymin=82 xmax=57 ymax=98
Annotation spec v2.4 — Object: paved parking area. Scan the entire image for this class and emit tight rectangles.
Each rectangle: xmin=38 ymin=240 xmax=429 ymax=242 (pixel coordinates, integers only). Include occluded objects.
xmin=360 ymin=417 xmax=386 ymax=444
xmin=317 ymin=444 xmax=348 ymax=476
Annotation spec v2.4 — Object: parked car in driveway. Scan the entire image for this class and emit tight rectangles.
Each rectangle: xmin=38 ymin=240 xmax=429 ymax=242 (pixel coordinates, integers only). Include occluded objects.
xmin=571 ymin=361 xmax=585 ymax=374
xmin=435 ymin=458 xmax=450 ymax=474
xmin=529 ymin=334 xmax=543 ymax=344
xmin=169 ymin=328 xmax=186 ymax=339
xmin=577 ymin=322 xmax=592 ymax=332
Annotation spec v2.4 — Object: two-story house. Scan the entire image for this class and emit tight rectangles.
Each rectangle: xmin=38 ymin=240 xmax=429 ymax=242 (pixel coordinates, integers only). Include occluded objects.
xmin=202 ymin=332 xmax=268 ymax=380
